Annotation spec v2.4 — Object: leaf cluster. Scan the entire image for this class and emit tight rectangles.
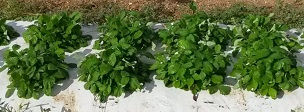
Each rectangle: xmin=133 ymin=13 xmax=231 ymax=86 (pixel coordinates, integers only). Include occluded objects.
xmin=0 ymin=19 xmax=19 ymax=45
xmin=1 ymin=12 xmax=89 ymax=99
xmin=2 ymin=45 xmax=70 ymax=99
xmin=78 ymin=51 xmax=150 ymax=102
xmin=231 ymin=14 xmax=304 ymax=99
xmin=93 ymin=11 xmax=154 ymax=51
xmin=80 ymin=11 xmax=153 ymax=102
xmin=151 ymin=10 xmax=232 ymax=95
xmin=23 ymin=12 xmax=90 ymax=53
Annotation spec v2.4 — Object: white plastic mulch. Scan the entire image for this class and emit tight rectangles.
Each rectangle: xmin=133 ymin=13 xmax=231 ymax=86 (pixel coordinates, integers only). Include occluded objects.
xmin=0 ymin=21 xmax=304 ymax=112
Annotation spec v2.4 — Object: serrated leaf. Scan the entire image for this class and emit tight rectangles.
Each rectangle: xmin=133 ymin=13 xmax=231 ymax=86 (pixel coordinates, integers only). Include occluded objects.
xmin=99 ymin=64 xmax=112 ymax=75
xmin=84 ymin=82 xmax=91 ymax=90
xmin=243 ymin=75 xmax=251 ymax=84
xmin=252 ymin=71 xmax=261 ymax=79
xmin=32 ymin=91 xmax=39 ymax=99
xmin=273 ymin=61 xmax=283 ymax=70
xmin=297 ymin=80 xmax=304 ymax=88
xmin=182 ymin=62 xmax=192 ymax=68
xmin=249 ymin=33 xmax=258 ymax=40
xmin=150 ymin=62 xmax=161 ymax=70
xmin=230 ymin=70 xmax=241 ymax=77
xmin=12 ymin=44 xmax=21 ymax=51
xmin=130 ymin=78 xmax=140 ymax=90
xmin=187 ymin=78 xmax=194 ymax=87
xmin=17 ymin=82 xmax=27 ymax=97
xmin=280 ymin=82 xmax=290 ymax=90
xmin=268 ymin=88 xmax=277 ymax=99
xmin=114 ymin=87 xmax=123 ymax=97
xmin=211 ymin=75 xmax=223 ymax=84
xmin=218 ymin=86 xmax=231 ymax=95
xmin=133 ymin=31 xmax=143 ymax=39
xmin=203 ymin=62 xmax=213 ymax=73
xmin=121 ymin=76 xmax=129 ymax=86
xmin=208 ymin=86 xmax=218 ymax=94
xmin=275 ymin=71 xmax=284 ymax=83
xmin=29 ymin=58 xmax=38 ymax=66
xmin=55 ymin=49 xmax=65 ymax=56
xmin=113 ymin=66 xmax=124 ymax=70
xmin=93 ymin=40 xmax=101 ymax=49
xmin=254 ymin=49 xmax=271 ymax=60
xmin=8 ymin=57 xmax=18 ymax=65
xmin=173 ymin=80 xmax=181 ymax=88
xmin=247 ymin=79 xmax=258 ymax=91
xmin=90 ymin=84 xmax=97 ymax=94
xmin=282 ymin=57 xmax=292 ymax=65
xmin=168 ymin=63 xmax=180 ymax=74
xmin=269 ymin=53 xmax=284 ymax=59
xmin=109 ymin=53 xmax=116 ymax=66
xmin=176 ymin=68 xmax=186 ymax=77
xmin=5 ymin=89 xmax=15 ymax=98
xmin=260 ymin=85 xmax=269 ymax=96
xmin=192 ymin=73 xmax=202 ymax=80
xmin=178 ymin=40 xmax=191 ymax=49
xmin=47 ymin=64 xmax=57 ymax=70
xmin=158 ymin=30 xmax=170 ymax=39
xmin=215 ymin=44 xmax=221 ymax=53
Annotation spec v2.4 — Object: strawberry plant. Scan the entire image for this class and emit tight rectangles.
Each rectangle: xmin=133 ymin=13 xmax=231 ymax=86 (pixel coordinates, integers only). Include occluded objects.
xmin=93 ymin=11 xmax=154 ymax=51
xmin=230 ymin=14 xmax=304 ymax=99
xmin=151 ymin=2 xmax=232 ymax=95
xmin=0 ymin=45 xmax=70 ymax=99
xmin=78 ymin=50 xmax=150 ymax=102
xmin=80 ymin=11 xmax=153 ymax=102
xmin=0 ymin=19 xmax=19 ymax=45
xmin=23 ymin=12 xmax=91 ymax=53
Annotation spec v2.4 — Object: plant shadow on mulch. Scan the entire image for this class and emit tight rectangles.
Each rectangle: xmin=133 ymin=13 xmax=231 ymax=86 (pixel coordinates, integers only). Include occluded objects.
xmin=0 ymin=47 xmax=9 ymax=66
xmin=124 ymin=72 xmax=156 ymax=98
xmin=81 ymin=24 xmax=100 ymax=45
xmin=51 ymin=24 xmax=98 ymax=96
xmin=50 ymin=49 xmax=92 ymax=96
xmin=5 ymin=21 xmax=27 ymax=44
xmin=6 ymin=21 xmax=28 ymax=36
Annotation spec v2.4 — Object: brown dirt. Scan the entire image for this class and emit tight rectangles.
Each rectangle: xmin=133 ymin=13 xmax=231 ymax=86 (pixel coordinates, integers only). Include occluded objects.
xmin=2 ymin=0 xmax=304 ymax=23
xmin=20 ymin=0 xmax=303 ymax=18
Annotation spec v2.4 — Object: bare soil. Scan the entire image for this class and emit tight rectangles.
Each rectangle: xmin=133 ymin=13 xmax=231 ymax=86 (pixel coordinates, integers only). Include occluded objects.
xmin=9 ymin=0 xmax=303 ymax=18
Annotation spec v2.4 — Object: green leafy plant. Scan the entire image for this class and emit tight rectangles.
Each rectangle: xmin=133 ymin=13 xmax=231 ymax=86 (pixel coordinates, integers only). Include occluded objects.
xmin=0 ymin=19 xmax=19 ymax=45
xmin=80 ymin=11 xmax=153 ymax=102
xmin=23 ymin=12 xmax=91 ymax=54
xmin=0 ymin=45 xmax=70 ymax=99
xmin=78 ymin=50 xmax=150 ymax=102
xmin=230 ymin=14 xmax=304 ymax=99
xmin=151 ymin=2 xmax=232 ymax=95
xmin=93 ymin=10 xmax=154 ymax=51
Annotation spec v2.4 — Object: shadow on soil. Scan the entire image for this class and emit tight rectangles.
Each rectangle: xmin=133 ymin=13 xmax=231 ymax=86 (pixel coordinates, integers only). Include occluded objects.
xmin=171 ymin=0 xmax=192 ymax=3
